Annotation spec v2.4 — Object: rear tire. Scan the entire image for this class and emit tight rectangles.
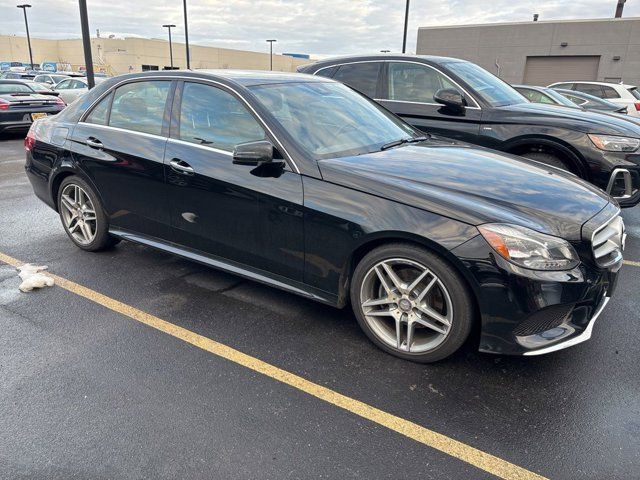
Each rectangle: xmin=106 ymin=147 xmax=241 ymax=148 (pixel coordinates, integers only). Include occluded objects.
xmin=350 ymin=243 xmax=474 ymax=363
xmin=57 ymin=175 xmax=120 ymax=252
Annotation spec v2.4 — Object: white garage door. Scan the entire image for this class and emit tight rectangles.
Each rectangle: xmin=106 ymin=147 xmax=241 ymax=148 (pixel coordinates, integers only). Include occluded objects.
xmin=523 ymin=56 xmax=600 ymax=86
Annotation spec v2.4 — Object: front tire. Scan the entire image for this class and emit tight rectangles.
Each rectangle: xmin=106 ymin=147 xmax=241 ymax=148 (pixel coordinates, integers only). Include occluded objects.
xmin=57 ymin=175 xmax=119 ymax=251
xmin=350 ymin=243 xmax=474 ymax=363
xmin=520 ymin=151 xmax=572 ymax=172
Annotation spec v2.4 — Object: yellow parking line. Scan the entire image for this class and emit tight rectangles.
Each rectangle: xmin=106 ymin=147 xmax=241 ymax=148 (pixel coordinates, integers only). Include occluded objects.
xmin=624 ymin=260 xmax=640 ymax=268
xmin=0 ymin=251 xmax=546 ymax=480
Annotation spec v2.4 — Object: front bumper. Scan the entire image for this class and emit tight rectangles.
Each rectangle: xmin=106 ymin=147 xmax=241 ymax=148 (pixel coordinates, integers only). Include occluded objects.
xmin=452 ymin=221 xmax=620 ymax=356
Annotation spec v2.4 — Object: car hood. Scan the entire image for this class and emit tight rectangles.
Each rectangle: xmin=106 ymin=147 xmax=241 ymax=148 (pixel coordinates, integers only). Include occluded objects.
xmin=498 ymin=102 xmax=640 ymax=136
xmin=318 ymin=141 xmax=610 ymax=240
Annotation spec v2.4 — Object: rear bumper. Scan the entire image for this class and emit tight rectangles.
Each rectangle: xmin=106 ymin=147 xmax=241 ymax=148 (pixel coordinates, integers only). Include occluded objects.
xmin=0 ymin=109 xmax=62 ymax=132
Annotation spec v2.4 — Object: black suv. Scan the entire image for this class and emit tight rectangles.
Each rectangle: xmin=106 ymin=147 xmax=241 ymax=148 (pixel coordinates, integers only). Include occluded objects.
xmin=299 ymin=55 xmax=640 ymax=207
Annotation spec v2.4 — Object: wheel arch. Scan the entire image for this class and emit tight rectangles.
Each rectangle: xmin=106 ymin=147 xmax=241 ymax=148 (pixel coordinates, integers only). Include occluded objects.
xmin=338 ymin=231 xmax=481 ymax=316
xmin=49 ymin=166 xmax=104 ymax=213
xmin=501 ymin=135 xmax=590 ymax=180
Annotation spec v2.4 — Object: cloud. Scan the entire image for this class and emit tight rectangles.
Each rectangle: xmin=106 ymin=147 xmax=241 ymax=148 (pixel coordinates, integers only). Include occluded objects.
xmin=1 ymin=0 xmax=637 ymax=56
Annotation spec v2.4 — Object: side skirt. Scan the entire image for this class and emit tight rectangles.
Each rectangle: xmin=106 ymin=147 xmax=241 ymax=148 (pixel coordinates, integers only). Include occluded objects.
xmin=109 ymin=228 xmax=339 ymax=307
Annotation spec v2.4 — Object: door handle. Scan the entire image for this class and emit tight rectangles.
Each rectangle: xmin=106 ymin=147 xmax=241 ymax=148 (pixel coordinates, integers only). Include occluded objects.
xmin=169 ymin=158 xmax=195 ymax=174
xmin=86 ymin=137 xmax=103 ymax=149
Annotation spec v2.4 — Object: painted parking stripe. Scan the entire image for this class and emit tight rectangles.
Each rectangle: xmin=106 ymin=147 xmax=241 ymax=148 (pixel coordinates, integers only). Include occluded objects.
xmin=0 ymin=251 xmax=546 ymax=480
xmin=623 ymin=260 xmax=640 ymax=267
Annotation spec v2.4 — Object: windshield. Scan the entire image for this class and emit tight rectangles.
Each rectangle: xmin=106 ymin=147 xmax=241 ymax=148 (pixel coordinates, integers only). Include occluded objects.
xmin=250 ymin=81 xmax=419 ymax=159
xmin=543 ymin=88 xmax=581 ymax=108
xmin=0 ymin=83 xmax=34 ymax=94
xmin=446 ymin=61 xmax=527 ymax=107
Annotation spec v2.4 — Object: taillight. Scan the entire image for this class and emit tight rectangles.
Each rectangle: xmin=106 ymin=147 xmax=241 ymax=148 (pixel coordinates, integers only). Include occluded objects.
xmin=0 ymin=98 xmax=9 ymax=110
xmin=55 ymin=96 xmax=66 ymax=107
xmin=24 ymin=127 xmax=36 ymax=152
xmin=634 ymin=102 xmax=640 ymax=112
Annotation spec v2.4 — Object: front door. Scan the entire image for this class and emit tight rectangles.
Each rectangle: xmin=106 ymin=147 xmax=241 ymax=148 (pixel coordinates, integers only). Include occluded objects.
xmin=165 ymin=81 xmax=304 ymax=280
xmin=378 ymin=61 xmax=482 ymax=143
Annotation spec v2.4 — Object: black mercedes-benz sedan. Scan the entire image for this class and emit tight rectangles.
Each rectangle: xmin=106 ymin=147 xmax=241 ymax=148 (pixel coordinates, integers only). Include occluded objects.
xmin=298 ymin=55 xmax=640 ymax=208
xmin=25 ymin=70 xmax=625 ymax=362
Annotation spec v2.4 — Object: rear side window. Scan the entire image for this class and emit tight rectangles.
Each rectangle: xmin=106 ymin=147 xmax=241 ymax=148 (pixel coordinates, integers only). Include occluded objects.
xmin=387 ymin=62 xmax=455 ymax=104
xmin=109 ymin=81 xmax=170 ymax=136
xmin=315 ymin=66 xmax=337 ymax=78
xmin=178 ymin=82 xmax=266 ymax=151
xmin=552 ymin=83 xmax=573 ymax=90
xmin=332 ymin=62 xmax=382 ymax=98
xmin=629 ymin=88 xmax=640 ymax=100
xmin=564 ymin=94 xmax=587 ymax=106
xmin=575 ymin=83 xmax=604 ymax=98
xmin=517 ymin=88 xmax=555 ymax=105
xmin=602 ymin=86 xmax=620 ymax=99
xmin=85 ymin=92 xmax=112 ymax=125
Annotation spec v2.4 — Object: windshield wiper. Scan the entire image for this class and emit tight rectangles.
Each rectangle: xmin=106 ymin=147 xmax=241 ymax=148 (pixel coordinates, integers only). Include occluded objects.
xmin=380 ymin=135 xmax=429 ymax=151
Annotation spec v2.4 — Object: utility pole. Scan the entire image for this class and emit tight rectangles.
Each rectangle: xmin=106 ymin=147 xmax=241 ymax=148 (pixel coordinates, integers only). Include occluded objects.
xmin=183 ymin=0 xmax=190 ymax=69
xmin=615 ymin=0 xmax=626 ymax=18
xmin=78 ymin=0 xmax=95 ymax=88
xmin=402 ymin=0 xmax=410 ymax=53
xmin=266 ymin=39 xmax=277 ymax=71
xmin=163 ymin=24 xmax=176 ymax=68
xmin=17 ymin=4 xmax=34 ymax=69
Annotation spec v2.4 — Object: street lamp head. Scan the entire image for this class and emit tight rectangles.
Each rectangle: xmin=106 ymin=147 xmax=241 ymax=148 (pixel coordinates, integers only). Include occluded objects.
xmin=163 ymin=24 xmax=176 ymax=28
xmin=266 ymin=39 xmax=277 ymax=43
xmin=17 ymin=4 xmax=32 ymax=8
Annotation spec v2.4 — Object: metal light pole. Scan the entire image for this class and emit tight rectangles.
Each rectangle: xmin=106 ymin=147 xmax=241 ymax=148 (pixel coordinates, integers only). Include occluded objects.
xmin=78 ymin=0 xmax=95 ymax=88
xmin=183 ymin=0 xmax=190 ymax=69
xmin=266 ymin=39 xmax=276 ymax=71
xmin=402 ymin=0 xmax=410 ymax=53
xmin=17 ymin=4 xmax=34 ymax=69
xmin=163 ymin=24 xmax=176 ymax=68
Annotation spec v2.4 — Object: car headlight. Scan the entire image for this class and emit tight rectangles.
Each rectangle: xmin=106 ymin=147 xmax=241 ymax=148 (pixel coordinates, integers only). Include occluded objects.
xmin=588 ymin=134 xmax=640 ymax=152
xmin=478 ymin=224 xmax=580 ymax=271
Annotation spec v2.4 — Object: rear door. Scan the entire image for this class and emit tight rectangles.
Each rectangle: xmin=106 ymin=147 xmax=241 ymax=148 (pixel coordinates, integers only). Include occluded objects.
xmin=377 ymin=61 xmax=482 ymax=142
xmin=70 ymin=79 xmax=173 ymax=238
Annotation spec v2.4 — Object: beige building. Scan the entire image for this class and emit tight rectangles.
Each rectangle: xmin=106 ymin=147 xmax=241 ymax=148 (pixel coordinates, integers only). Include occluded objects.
xmin=416 ymin=17 xmax=640 ymax=86
xmin=0 ymin=35 xmax=310 ymax=75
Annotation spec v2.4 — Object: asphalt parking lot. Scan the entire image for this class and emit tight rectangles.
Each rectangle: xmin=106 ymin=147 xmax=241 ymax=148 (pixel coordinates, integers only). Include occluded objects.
xmin=1 ymin=132 xmax=639 ymax=480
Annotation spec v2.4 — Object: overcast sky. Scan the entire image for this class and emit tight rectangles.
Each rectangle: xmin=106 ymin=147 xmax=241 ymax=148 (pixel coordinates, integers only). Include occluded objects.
xmin=2 ymin=1 xmax=639 ymax=56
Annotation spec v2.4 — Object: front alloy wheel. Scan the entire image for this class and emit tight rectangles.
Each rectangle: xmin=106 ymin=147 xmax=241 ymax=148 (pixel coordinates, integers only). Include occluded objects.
xmin=351 ymin=244 xmax=474 ymax=363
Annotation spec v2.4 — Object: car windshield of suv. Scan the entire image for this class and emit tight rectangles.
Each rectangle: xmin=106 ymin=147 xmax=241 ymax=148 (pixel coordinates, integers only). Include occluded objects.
xmin=250 ymin=81 xmax=419 ymax=159
xmin=446 ymin=61 xmax=527 ymax=107
xmin=0 ymin=83 xmax=34 ymax=94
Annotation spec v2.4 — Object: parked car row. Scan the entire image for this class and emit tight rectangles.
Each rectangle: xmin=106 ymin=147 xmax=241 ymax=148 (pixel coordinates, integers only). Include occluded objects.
xmin=513 ymin=84 xmax=628 ymax=114
xmin=23 ymin=68 xmax=626 ymax=363
xmin=298 ymin=55 xmax=640 ymax=208
xmin=0 ymin=80 xmax=65 ymax=133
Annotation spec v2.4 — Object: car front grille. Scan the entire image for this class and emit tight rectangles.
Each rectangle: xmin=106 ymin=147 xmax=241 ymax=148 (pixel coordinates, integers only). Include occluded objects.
xmin=592 ymin=215 xmax=625 ymax=270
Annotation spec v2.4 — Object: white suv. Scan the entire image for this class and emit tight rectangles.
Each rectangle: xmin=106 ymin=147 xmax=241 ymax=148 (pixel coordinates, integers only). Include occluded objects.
xmin=548 ymin=81 xmax=640 ymax=117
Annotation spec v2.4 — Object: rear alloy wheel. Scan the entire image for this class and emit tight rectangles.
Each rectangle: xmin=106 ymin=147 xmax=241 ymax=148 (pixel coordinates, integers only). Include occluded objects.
xmin=351 ymin=244 xmax=474 ymax=363
xmin=57 ymin=175 xmax=120 ymax=251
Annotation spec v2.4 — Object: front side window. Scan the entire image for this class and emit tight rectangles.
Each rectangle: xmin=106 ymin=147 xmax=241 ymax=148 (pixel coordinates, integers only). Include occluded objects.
xmin=179 ymin=82 xmax=266 ymax=151
xmin=332 ymin=62 xmax=382 ymax=98
xmin=388 ymin=62 xmax=455 ymax=104
xmin=109 ymin=81 xmax=170 ymax=135
xmin=250 ymin=81 xmax=418 ymax=159
xmin=445 ymin=61 xmax=526 ymax=107
xmin=56 ymin=80 xmax=71 ymax=90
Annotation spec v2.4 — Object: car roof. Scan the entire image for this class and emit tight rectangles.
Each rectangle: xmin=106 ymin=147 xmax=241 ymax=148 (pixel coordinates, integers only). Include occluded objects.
xmin=298 ymin=54 xmax=468 ymax=71
xmin=549 ymin=81 xmax=636 ymax=88
xmin=100 ymin=69 xmax=332 ymax=88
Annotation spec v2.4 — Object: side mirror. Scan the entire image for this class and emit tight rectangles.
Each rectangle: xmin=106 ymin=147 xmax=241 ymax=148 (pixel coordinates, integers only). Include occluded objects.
xmin=232 ymin=140 xmax=274 ymax=166
xmin=434 ymin=88 xmax=467 ymax=114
